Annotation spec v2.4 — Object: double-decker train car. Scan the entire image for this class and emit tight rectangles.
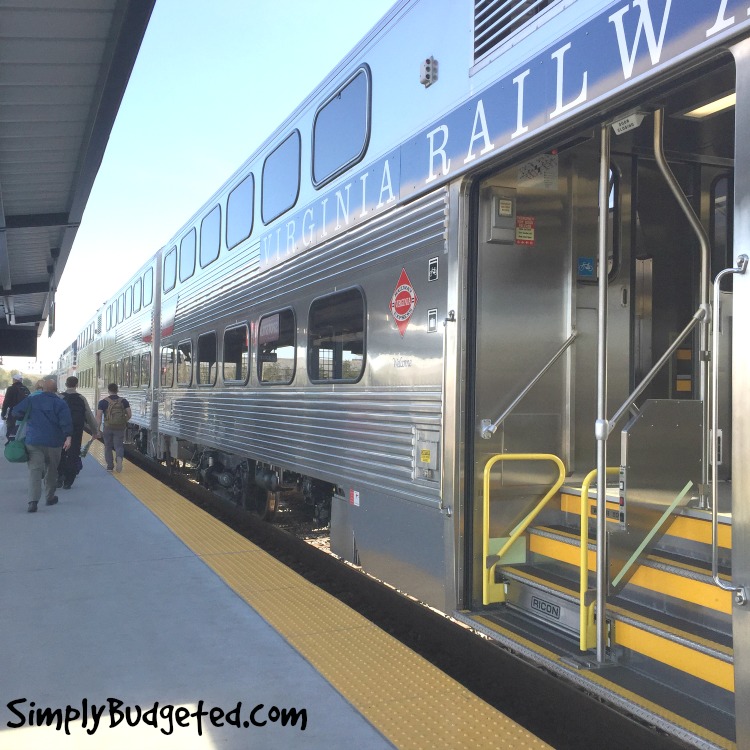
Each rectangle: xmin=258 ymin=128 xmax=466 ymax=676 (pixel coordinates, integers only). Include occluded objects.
xmin=59 ymin=1 xmax=750 ymax=745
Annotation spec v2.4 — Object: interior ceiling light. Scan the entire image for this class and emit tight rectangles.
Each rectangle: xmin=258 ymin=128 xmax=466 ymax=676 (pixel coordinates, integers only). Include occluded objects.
xmin=681 ymin=92 xmax=736 ymax=119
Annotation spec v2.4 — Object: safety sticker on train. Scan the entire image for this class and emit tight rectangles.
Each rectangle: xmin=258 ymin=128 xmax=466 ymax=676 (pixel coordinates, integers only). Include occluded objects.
xmin=389 ymin=268 xmax=418 ymax=336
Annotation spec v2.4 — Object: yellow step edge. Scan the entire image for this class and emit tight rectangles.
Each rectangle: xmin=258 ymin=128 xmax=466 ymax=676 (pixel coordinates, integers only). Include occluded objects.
xmin=528 ymin=533 xmax=732 ymax=614
xmin=560 ymin=493 xmax=732 ymax=549
xmin=471 ymin=615 xmax=735 ymax=750
xmin=89 ymin=443 xmax=553 ymax=750
xmin=614 ymin=620 xmax=733 ymax=692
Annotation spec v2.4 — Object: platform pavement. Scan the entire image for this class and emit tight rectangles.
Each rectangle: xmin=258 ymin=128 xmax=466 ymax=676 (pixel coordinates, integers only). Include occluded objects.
xmin=0 ymin=448 xmax=394 ymax=749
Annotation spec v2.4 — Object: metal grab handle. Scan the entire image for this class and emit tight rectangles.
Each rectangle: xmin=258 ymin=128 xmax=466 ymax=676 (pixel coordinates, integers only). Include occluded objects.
xmin=604 ymin=305 xmax=707 ymax=438
xmin=481 ymin=332 xmax=577 ymax=439
xmin=482 ymin=453 xmax=566 ymax=605
xmin=711 ymin=255 xmax=749 ymax=604
xmin=578 ymin=467 xmax=619 ymax=651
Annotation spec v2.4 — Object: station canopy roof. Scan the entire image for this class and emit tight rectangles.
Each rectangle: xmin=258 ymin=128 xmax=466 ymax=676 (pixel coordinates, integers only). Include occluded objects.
xmin=0 ymin=0 xmax=155 ymax=357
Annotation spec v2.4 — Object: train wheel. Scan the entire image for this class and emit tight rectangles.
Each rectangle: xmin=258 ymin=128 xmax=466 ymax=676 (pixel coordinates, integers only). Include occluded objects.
xmin=257 ymin=490 xmax=278 ymax=522
xmin=242 ymin=475 xmax=277 ymax=522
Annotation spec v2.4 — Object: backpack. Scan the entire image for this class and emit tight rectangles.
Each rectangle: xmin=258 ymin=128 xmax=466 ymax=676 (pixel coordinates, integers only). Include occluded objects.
xmin=63 ymin=392 xmax=87 ymax=433
xmin=104 ymin=396 xmax=128 ymax=428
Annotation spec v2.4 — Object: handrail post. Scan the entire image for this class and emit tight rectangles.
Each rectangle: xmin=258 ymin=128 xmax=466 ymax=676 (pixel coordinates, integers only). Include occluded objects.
xmin=595 ymin=123 xmax=610 ymax=662
xmin=483 ymin=453 xmax=566 ymax=605
xmin=711 ymin=255 xmax=748 ymax=604
xmin=654 ymin=108 xmax=712 ymax=508
xmin=606 ymin=308 xmax=706 ymax=434
xmin=480 ymin=332 xmax=577 ymax=440
xmin=579 ymin=467 xmax=618 ymax=651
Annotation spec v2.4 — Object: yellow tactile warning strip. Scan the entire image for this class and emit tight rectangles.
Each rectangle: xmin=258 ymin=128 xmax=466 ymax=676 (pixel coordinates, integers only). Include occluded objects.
xmin=89 ymin=443 xmax=551 ymax=750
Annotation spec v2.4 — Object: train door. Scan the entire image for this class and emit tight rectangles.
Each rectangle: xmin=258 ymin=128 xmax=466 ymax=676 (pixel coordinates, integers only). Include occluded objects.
xmin=467 ymin=137 xmax=632 ymax=605
xmin=468 ymin=150 xmax=574 ymax=604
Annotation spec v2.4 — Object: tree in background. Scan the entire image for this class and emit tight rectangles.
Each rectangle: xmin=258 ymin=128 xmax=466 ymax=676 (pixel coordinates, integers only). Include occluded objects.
xmin=0 ymin=367 xmax=32 ymax=390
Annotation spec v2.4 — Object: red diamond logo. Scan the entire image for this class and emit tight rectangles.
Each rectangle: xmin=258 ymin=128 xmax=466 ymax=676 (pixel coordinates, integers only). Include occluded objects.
xmin=389 ymin=268 xmax=418 ymax=336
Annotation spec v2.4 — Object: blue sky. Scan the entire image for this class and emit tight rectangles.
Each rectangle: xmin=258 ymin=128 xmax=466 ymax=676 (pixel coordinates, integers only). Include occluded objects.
xmin=11 ymin=0 xmax=396 ymax=373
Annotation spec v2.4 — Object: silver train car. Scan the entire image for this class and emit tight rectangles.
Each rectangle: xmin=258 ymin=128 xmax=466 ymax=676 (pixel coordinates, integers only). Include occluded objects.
xmin=59 ymin=1 xmax=750 ymax=745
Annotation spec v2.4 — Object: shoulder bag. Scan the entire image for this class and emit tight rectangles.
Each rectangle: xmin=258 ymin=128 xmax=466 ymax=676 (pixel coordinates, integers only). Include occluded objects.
xmin=4 ymin=401 xmax=31 ymax=463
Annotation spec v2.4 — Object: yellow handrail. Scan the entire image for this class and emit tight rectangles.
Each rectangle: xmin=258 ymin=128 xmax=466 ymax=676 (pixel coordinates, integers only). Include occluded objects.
xmin=578 ymin=467 xmax=619 ymax=651
xmin=483 ymin=453 xmax=566 ymax=605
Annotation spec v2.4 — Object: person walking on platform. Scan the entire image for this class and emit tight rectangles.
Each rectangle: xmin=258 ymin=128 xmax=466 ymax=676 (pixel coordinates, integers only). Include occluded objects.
xmin=1 ymin=374 xmax=30 ymax=443
xmin=58 ymin=376 xmax=100 ymax=489
xmin=96 ymin=383 xmax=131 ymax=473
xmin=12 ymin=378 xmax=72 ymax=513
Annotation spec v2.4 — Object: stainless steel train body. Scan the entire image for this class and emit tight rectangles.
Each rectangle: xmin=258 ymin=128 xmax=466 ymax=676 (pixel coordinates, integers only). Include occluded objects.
xmin=59 ymin=1 xmax=750 ymax=745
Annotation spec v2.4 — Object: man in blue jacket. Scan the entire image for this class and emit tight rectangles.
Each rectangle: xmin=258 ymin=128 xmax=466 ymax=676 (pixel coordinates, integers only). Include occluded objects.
xmin=12 ymin=378 xmax=73 ymax=513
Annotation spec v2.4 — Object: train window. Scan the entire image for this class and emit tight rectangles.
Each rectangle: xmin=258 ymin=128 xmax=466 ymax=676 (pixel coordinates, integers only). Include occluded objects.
xmin=106 ymin=306 xmax=112 ymax=331
xmin=125 ymin=287 xmax=132 ymax=319
xmin=312 ymin=67 xmax=371 ymax=187
xmin=200 ymin=205 xmax=221 ymax=268
xmin=141 ymin=352 xmax=151 ymax=387
xmin=180 ymin=229 xmax=196 ymax=282
xmin=226 ymin=174 xmax=254 ymax=250
xmin=258 ymin=309 xmax=295 ymax=384
xmin=177 ymin=340 xmax=192 ymax=386
xmin=163 ymin=247 xmax=177 ymax=292
xmin=160 ymin=346 xmax=174 ymax=388
xmin=133 ymin=278 xmax=142 ymax=313
xmin=121 ymin=357 xmax=131 ymax=387
xmin=223 ymin=324 xmax=250 ymax=383
xmin=132 ymin=355 xmax=140 ymax=388
xmin=308 ymin=288 xmax=365 ymax=382
xmin=197 ymin=332 xmax=218 ymax=386
xmin=143 ymin=268 xmax=154 ymax=306
xmin=117 ymin=294 xmax=124 ymax=324
xmin=261 ymin=130 xmax=300 ymax=224
xmin=113 ymin=361 xmax=120 ymax=387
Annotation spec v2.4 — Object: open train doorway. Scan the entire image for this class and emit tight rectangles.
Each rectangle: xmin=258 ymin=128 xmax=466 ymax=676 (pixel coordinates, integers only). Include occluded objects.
xmin=458 ymin=54 xmax=742 ymax=742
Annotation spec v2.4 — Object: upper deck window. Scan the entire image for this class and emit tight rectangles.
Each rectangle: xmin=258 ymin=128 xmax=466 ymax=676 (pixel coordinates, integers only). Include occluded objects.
xmin=200 ymin=205 xmax=221 ymax=268
xmin=143 ymin=267 xmax=154 ymax=306
xmin=261 ymin=130 xmax=300 ymax=224
xmin=180 ymin=229 xmax=196 ymax=282
xmin=226 ymin=174 xmax=254 ymax=249
xmin=312 ymin=67 xmax=371 ymax=187
xmin=163 ymin=247 xmax=177 ymax=292
xmin=133 ymin=278 xmax=142 ymax=313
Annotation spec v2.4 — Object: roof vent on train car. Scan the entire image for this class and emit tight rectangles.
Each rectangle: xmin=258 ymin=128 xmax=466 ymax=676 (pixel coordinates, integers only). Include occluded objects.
xmin=474 ymin=0 xmax=559 ymax=64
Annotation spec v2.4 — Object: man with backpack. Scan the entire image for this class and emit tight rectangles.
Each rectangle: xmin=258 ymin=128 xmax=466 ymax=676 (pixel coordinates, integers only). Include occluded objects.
xmin=2 ymin=373 xmax=31 ymax=443
xmin=58 ymin=376 xmax=100 ymax=488
xmin=96 ymin=383 xmax=131 ymax=473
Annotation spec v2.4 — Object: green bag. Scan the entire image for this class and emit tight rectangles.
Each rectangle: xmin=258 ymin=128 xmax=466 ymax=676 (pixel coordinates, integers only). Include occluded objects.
xmin=4 ymin=402 xmax=31 ymax=463
xmin=4 ymin=438 xmax=28 ymax=463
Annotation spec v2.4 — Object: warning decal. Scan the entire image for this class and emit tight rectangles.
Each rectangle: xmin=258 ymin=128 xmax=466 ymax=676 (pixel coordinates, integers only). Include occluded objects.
xmin=515 ymin=215 xmax=536 ymax=246
xmin=389 ymin=268 xmax=419 ymax=336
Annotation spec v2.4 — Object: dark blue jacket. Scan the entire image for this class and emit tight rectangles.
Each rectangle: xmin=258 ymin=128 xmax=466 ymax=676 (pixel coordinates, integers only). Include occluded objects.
xmin=12 ymin=392 xmax=72 ymax=447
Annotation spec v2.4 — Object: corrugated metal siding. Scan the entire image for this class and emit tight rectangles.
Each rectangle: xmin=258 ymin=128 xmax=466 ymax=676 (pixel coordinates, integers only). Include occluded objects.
xmin=157 ymin=189 xmax=449 ymax=506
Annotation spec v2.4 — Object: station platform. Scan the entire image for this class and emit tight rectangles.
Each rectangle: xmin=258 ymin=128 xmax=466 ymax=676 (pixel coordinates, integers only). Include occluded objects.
xmin=0 ymin=441 xmax=551 ymax=749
